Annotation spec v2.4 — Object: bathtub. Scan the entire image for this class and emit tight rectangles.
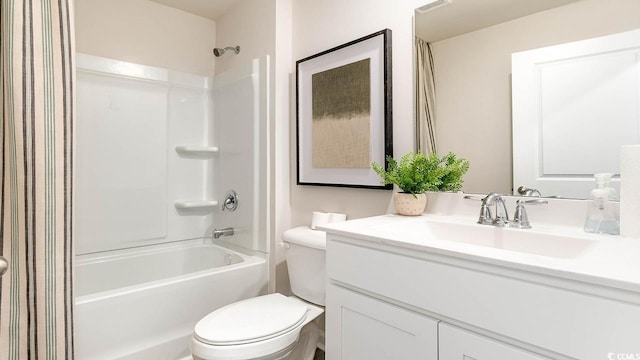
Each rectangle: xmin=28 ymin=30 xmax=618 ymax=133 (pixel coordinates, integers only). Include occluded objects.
xmin=74 ymin=239 xmax=268 ymax=360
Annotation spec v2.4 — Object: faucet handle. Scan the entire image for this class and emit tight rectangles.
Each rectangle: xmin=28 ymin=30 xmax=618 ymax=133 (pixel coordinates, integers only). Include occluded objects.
xmin=517 ymin=186 xmax=542 ymax=197
xmin=477 ymin=203 xmax=493 ymax=225
xmin=222 ymin=190 xmax=238 ymax=212
xmin=512 ymin=199 xmax=548 ymax=229
xmin=463 ymin=195 xmax=485 ymax=201
xmin=512 ymin=202 xmax=531 ymax=229
xmin=518 ymin=198 xmax=548 ymax=206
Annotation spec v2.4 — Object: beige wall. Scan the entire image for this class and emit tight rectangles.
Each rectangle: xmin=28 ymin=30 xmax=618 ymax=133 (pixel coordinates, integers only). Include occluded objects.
xmin=214 ymin=0 xmax=276 ymax=76
xmin=431 ymin=0 xmax=640 ymax=195
xmin=75 ymin=0 xmax=215 ymax=75
xmin=289 ymin=0 xmax=425 ymax=228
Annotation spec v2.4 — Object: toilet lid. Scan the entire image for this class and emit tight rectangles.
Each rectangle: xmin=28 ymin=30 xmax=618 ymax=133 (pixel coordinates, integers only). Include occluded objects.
xmin=194 ymin=293 xmax=308 ymax=346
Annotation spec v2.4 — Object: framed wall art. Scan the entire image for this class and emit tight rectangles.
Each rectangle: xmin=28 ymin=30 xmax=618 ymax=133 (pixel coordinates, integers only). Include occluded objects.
xmin=296 ymin=29 xmax=393 ymax=189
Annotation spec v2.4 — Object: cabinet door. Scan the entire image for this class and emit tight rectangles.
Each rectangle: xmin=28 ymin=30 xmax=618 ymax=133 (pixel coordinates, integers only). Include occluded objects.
xmin=326 ymin=284 xmax=438 ymax=360
xmin=439 ymin=323 xmax=550 ymax=360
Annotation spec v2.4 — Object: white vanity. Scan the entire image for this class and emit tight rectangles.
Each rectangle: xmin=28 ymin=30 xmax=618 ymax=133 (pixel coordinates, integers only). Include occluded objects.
xmin=321 ymin=193 xmax=640 ymax=360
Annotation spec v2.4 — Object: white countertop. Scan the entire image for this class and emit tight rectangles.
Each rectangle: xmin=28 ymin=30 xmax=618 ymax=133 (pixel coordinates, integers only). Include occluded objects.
xmin=320 ymin=213 xmax=640 ymax=295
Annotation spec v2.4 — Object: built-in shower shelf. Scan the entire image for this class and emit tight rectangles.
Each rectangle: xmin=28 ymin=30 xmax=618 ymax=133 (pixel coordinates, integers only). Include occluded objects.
xmin=175 ymin=145 xmax=219 ymax=156
xmin=174 ymin=200 xmax=219 ymax=210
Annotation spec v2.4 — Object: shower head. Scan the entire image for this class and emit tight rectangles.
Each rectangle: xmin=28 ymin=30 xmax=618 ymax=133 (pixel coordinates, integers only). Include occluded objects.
xmin=213 ymin=46 xmax=240 ymax=57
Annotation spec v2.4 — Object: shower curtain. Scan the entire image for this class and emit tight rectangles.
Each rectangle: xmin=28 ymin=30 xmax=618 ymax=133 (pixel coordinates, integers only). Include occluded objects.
xmin=415 ymin=37 xmax=437 ymax=155
xmin=0 ymin=0 xmax=75 ymax=358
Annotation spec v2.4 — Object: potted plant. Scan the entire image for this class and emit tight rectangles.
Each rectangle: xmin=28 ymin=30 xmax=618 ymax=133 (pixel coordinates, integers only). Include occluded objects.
xmin=372 ymin=152 xmax=470 ymax=215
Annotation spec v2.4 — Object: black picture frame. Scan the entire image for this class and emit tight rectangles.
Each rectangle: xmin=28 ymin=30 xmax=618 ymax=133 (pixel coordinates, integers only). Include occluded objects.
xmin=296 ymin=29 xmax=393 ymax=190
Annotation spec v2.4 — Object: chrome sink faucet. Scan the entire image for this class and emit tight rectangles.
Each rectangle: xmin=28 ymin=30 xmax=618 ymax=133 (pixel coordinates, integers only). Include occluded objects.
xmin=466 ymin=193 xmax=548 ymax=229
xmin=478 ymin=193 xmax=510 ymax=227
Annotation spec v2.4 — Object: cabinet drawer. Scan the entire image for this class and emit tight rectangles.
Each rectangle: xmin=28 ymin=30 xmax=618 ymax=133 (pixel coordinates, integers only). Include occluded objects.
xmin=440 ymin=323 xmax=549 ymax=360
xmin=326 ymin=284 xmax=438 ymax=360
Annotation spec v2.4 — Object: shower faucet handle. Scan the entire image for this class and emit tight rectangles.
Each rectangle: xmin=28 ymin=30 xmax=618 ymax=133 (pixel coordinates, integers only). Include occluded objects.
xmin=222 ymin=190 xmax=238 ymax=212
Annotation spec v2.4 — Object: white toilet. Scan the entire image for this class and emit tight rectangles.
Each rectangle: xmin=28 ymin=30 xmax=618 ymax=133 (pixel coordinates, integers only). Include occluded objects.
xmin=190 ymin=227 xmax=326 ymax=360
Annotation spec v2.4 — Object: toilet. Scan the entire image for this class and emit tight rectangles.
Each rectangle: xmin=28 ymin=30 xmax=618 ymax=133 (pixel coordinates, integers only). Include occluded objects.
xmin=190 ymin=227 xmax=326 ymax=360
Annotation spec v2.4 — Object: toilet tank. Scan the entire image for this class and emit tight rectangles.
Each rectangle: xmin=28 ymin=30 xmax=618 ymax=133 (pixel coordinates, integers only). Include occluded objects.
xmin=283 ymin=227 xmax=326 ymax=306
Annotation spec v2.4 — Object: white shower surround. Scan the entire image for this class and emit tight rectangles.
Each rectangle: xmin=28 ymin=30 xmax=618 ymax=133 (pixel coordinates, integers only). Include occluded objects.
xmin=74 ymin=54 xmax=271 ymax=358
xmin=76 ymin=54 xmax=217 ymax=254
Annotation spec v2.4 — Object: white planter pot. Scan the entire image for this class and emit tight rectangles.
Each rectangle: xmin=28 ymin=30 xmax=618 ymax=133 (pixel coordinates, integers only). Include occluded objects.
xmin=393 ymin=192 xmax=427 ymax=216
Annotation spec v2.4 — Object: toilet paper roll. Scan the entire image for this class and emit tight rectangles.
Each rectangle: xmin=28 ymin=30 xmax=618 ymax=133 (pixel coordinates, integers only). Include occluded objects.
xmin=620 ymin=145 xmax=640 ymax=238
xmin=310 ymin=211 xmax=330 ymax=230
xmin=329 ymin=213 xmax=347 ymax=223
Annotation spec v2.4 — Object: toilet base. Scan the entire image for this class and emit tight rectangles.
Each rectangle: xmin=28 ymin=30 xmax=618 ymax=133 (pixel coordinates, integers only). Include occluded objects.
xmin=192 ymin=323 xmax=318 ymax=360
xmin=285 ymin=321 xmax=320 ymax=360
xmin=192 ymin=341 xmax=295 ymax=360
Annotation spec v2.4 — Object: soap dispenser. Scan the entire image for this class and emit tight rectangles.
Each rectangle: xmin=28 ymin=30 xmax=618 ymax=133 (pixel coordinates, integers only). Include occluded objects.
xmin=584 ymin=173 xmax=619 ymax=235
xmin=595 ymin=173 xmax=618 ymax=201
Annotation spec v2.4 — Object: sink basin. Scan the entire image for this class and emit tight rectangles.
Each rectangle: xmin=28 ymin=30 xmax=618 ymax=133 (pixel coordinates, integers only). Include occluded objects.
xmin=380 ymin=218 xmax=596 ymax=259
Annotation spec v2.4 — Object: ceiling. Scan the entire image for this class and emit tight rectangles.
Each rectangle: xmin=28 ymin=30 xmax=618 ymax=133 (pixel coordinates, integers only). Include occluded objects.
xmin=415 ymin=0 xmax=581 ymax=42
xmin=148 ymin=0 xmax=240 ymax=20
xmin=149 ymin=0 xmax=581 ymax=42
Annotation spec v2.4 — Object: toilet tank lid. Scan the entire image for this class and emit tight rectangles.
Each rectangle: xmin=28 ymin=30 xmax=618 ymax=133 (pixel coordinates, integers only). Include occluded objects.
xmin=283 ymin=227 xmax=326 ymax=250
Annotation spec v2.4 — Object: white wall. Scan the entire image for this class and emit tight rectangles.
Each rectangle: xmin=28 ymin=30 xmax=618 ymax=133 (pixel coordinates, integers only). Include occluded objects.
xmin=431 ymin=0 xmax=640 ymax=195
xmin=289 ymin=0 xmax=425 ymax=228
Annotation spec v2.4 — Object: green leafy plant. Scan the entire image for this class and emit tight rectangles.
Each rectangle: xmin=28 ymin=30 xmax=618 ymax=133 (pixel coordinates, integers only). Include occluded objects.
xmin=372 ymin=152 xmax=470 ymax=195
xmin=437 ymin=152 xmax=470 ymax=192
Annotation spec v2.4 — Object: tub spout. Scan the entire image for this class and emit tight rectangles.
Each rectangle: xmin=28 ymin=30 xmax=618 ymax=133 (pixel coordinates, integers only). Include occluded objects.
xmin=212 ymin=227 xmax=234 ymax=239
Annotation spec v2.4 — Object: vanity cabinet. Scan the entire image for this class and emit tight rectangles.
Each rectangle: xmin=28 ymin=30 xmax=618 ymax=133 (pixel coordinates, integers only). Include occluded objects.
xmin=325 ymin=231 xmax=640 ymax=360
xmin=327 ymin=284 xmax=438 ymax=360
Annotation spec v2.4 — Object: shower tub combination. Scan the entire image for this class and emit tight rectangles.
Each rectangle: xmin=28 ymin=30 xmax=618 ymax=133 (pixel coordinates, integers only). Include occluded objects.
xmin=74 ymin=239 xmax=267 ymax=359
xmin=74 ymin=53 xmax=271 ymax=359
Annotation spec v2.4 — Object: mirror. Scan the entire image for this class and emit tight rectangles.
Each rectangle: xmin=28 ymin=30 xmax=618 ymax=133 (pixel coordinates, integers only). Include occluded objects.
xmin=414 ymin=0 xmax=640 ymax=198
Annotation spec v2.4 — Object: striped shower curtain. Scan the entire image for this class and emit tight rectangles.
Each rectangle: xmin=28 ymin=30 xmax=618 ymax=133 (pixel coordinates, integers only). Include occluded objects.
xmin=0 ymin=0 xmax=75 ymax=359
xmin=415 ymin=37 xmax=437 ymax=155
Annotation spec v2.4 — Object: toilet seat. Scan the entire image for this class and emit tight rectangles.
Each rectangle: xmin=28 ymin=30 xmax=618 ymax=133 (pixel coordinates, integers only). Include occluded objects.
xmin=191 ymin=294 xmax=309 ymax=360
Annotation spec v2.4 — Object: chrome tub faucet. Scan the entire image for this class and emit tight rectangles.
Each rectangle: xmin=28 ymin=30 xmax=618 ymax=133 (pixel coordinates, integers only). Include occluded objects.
xmin=212 ymin=227 xmax=234 ymax=239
